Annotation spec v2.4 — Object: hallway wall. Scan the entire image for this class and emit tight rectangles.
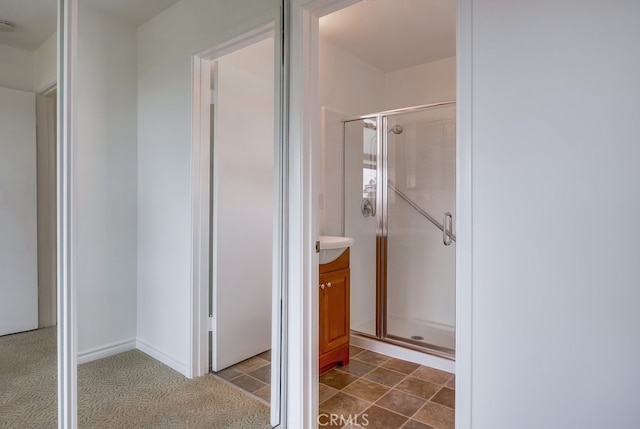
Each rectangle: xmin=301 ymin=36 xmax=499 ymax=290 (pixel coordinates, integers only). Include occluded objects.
xmin=136 ymin=0 xmax=281 ymax=376
xmin=468 ymin=0 xmax=640 ymax=427
xmin=75 ymin=3 xmax=138 ymax=359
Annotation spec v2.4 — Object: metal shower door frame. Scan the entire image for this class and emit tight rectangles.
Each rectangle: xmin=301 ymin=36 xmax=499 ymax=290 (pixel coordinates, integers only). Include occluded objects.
xmin=344 ymin=101 xmax=456 ymax=360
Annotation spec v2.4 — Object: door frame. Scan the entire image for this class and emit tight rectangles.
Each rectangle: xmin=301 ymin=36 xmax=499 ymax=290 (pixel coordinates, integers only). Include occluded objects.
xmin=288 ymin=0 xmax=473 ymax=427
xmin=190 ymin=21 xmax=285 ymax=427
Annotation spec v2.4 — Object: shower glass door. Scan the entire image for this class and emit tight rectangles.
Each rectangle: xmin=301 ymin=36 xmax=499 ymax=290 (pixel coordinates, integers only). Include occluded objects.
xmin=344 ymin=118 xmax=379 ymax=337
xmin=385 ymin=105 xmax=456 ymax=354
xmin=344 ymin=102 xmax=456 ymax=357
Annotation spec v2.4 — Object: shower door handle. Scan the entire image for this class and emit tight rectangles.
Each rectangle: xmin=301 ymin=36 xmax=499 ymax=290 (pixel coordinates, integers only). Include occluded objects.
xmin=443 ymin=212 xmax=453 ymax=246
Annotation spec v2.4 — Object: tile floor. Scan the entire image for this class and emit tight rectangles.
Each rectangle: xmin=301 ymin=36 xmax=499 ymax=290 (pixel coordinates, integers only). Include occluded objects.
xmin=213 ymin=349 xmax=273 ymax=404
xmin=213 ymin=346 xmax=455 ymax=429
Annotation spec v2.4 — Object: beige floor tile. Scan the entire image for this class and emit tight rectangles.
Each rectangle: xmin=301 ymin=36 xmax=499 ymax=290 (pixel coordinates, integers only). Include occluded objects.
xmin=229 ymin=374 xmax=266 ymax=393
xmin=232 ymin=356 xmax=269 ymax=373
xmin=335 ymin=359 xmax=376 ymax=377
xmin=320 ymin=369 xmax=360 ymax=390
xmin=395 ymin=377 xmax=440 ymax=400
xmin=410 ymin=366 xmax=453 ymax=386
xmin=254 ymin=385 xmax=271 ymax=403
xmin=355 ymin=350 xmax=391 ymax=366
xmin=446 ymin=375 xmax=455 ymax=389
xmin=248 ymin=364 xmax=271 ymax=384
xmin=401 ymin=419 xmax=434 ymax=429
xmin=376 ymin=389 xmax=426 ymax=417
xmin=358 ymin=405 xmax=408 ymax=429
xmin=431 ymin=387 xmax=455 ymax=409
xmin=319 ymin=384 xmax=340 ymax=403
xmin=363 ymin=367 xmax=406 ymax=388
xmin=342 ymin=378 xmax=390 ymax=402
xmin=382 ymin=358 xmax=421 ymax=375
xmin=213 ymin=367 xmax=242 ymax=381
xmin=413 ymin=402 xmax=455 ymax=429
xmin=319 ymin=392 xmax=370 ymax=416
xmin=349 ymin=345 xmax=365 ymax=357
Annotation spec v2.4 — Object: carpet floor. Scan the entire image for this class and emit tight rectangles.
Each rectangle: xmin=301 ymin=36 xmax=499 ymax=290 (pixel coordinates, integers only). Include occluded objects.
xmin=0 ymin=328 xmax=271 ymax=428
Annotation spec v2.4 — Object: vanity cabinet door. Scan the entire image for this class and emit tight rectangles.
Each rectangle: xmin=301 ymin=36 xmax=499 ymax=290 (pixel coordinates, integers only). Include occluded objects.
xmin=319 ymin=268 xmax=350 ymax=355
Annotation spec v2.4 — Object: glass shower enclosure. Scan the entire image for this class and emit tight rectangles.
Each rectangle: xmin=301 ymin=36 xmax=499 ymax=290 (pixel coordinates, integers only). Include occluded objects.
xmin=344 ymin=102 xmax=456 ymax=358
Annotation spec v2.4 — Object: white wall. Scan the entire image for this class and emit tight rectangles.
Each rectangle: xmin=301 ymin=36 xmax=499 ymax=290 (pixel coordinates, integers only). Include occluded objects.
xmin=468 ymin=0 xmax=640 ymax=427
xmin=213 ymin=37 xmax=274 ymax=370
xmin=319 ymin=38 xmax=386 ymax=117
xmin=0 ymin=87 xmax=38 ymax=336
xmin=0 ymin=44 xmax=34 ymax=92
xmin=76 ymin=3 xmax=138 ymax=356
xmin=0 ymin=35 xmax=57 ymax=94
xmin=136 ymin=0 xmax=280 ymax=375
xmin=385 ymin=56 xmax=456 ymax=110
xmin=318 ymin=38 xmax=385 ymax=235
xmin=33 ymin=32 xmax=57 ymax=93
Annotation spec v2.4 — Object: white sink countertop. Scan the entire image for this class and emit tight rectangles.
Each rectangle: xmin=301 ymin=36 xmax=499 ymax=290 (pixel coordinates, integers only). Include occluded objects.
xmin=319 ymin=236 xmax=355 ymax=264
xmin=319 ymin=235 xmax=355 ymax=250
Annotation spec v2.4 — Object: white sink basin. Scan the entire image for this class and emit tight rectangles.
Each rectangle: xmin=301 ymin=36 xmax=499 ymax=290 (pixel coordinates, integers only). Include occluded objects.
xmin=319 ymin=236 xmax=355 ymax=264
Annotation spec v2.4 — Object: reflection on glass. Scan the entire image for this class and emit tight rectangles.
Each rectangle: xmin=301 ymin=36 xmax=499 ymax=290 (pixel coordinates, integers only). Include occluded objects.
xmin=0 ymin=0 xmax=58 ymax=426
xmin=345 ymin=118 xmax=378 ymax=337
xmin=74 ymin=0 xmax=282 ymax=427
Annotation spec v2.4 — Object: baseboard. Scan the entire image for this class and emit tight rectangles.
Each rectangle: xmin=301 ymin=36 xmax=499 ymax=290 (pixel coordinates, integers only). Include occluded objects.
xmin=136 ymin=339 xmax=189 ymax=377
xmin=77 ymin=338 xmax=136 ymax=365
xmin=351 ymin=334 xmax=455 ymax=373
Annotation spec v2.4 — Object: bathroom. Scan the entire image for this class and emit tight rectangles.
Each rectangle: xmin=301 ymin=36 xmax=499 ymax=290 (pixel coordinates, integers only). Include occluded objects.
xmin=315 ymin=0 xmax=457 ymax=427
xmin=318 ymin=0 xmax=456 ymax=371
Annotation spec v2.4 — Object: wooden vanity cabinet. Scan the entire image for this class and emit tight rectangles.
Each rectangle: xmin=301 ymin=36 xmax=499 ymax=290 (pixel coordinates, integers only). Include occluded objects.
xmin=319 ymin=248 xmax=350 ymax=374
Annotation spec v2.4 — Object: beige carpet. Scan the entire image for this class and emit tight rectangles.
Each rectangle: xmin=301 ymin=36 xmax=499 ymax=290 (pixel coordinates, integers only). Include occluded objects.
xmin=0 ymin=328 xmax=271 ymax=428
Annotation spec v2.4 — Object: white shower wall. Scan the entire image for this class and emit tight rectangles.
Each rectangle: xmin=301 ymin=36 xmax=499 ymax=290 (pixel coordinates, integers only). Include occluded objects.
xmin=319 ymin=37 xmax=456 ymax=342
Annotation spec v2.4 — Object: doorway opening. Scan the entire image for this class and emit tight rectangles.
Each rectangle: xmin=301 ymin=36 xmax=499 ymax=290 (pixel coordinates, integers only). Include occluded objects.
xmin=0 ymin=84 xmax=57 ymax=337
xmin=318 ymin=0 xmax=456 ymax=362
xmin=313 ymin=0 xmax=457 ymax=427
xmin=191 ymin=23 xmax=283 ymax=427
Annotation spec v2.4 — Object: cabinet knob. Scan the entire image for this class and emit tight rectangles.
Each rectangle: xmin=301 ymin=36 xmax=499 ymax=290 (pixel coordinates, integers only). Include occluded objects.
xmin=327 ymin=282 xmax=332 ymax=287
xmin=320 ymin=283 xmax=325 ymax=289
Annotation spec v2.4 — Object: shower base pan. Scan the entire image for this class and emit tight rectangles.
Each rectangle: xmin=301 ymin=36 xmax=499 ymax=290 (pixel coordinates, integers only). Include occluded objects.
xmin=352 ymin=316 xmax=455 ymax=359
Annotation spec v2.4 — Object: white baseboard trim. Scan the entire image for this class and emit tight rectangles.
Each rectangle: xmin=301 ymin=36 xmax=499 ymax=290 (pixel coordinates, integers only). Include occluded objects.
xmin=136 ymin=339 xmax=189 ymax=378
xmin=351 ymin=334 xmax=455 ymax=373
xmin=77 ymin=338 xmax=136 ymax=365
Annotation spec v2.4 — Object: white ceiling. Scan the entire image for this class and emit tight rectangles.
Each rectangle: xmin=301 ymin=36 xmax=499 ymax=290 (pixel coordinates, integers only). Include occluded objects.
xmin=0 ymin=0 xmax=182 ymax=52
xmin=0 ymin=0 xmax=57 ymax=51
xmin=82 ymin=0 xmax=182 ymax=27
xmin=0 ymin=0 xmax=455 ymax=65
xmin=319 ymin=0 xmax=456 ymax=73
